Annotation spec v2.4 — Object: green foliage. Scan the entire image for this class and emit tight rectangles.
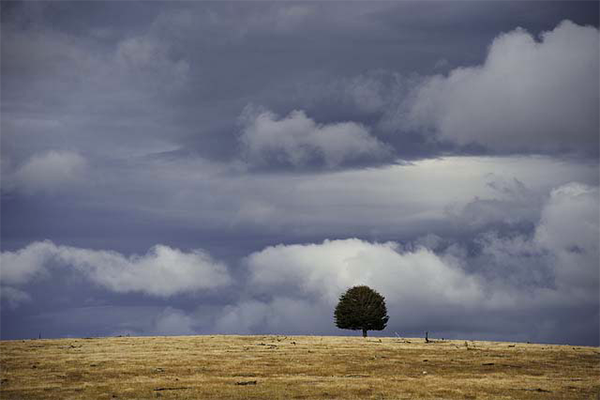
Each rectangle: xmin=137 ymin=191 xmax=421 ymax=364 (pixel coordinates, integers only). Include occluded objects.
xmin=334 ymin=285 xmax=389 ymax=337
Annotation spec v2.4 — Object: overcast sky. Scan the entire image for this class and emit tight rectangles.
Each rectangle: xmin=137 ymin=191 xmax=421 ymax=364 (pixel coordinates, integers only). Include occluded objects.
xmin=1 ymin=1 xmax=599 ymax=345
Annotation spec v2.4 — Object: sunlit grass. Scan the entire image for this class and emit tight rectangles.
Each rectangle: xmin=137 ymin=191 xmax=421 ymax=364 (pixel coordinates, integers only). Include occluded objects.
xmin=1 ymin=335 xmax=598 ymax=399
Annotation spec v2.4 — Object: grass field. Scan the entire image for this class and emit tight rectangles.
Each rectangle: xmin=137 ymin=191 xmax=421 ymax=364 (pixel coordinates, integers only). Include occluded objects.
xmin=1 ymin=335 xmax=598 ymax=399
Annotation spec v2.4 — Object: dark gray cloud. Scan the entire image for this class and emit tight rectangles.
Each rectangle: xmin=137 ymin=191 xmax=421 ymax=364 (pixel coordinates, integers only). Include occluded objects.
xmin=2 ymin=1 xmax=598 ymax=167
xmin=1 ymin=2 xmax=598 ymax=345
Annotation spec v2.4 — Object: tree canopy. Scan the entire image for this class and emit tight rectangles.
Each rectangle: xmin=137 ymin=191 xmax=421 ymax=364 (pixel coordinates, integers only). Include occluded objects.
xmin=334 ymin=285 xmax=389 ymax=337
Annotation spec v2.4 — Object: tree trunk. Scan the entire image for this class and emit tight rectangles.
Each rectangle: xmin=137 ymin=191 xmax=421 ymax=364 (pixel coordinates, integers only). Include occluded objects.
xmin=362 ymin=328 xmax=367 ymax=338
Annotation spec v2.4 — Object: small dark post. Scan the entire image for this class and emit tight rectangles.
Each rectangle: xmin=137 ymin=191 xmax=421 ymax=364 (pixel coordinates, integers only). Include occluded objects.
xmin=38 ymin=332 xmax=41 ymax=340
xmin=362 ymin=328 xmax=367 ymax=338
xmin=425 ymin=331 xmax=429 ymax=343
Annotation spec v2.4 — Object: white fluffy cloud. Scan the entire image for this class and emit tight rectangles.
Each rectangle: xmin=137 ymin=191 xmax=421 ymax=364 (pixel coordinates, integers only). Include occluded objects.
xmin=535 ymin=183 xmax=599 ymax=297
xmin=245 ymin=239 xmax=482 ymax=308
xmin=216 ymin=237 xmax=490 ymax=336
xmin=239 ymin=108 xmax=391 ymax=168
xmin=220 ymin=181 xmax=599 ymax=338
xmin=0 ymin=287 xmax=32 ymax=309
xmin=0 ymin=241 xmax=55 ymax=285
xmin=10 ymin=150 xmax=87 ymax=194
xmin=215 ymin=297 xmax=328 ymax=335
xmin=2 ymin=181 xmax=597 ymax=341
xmin=406 ymin=20 xmax=599 ymax=152
xmin=470 ymin=182 xmax=599 ymax=311
xmin=448 ymin=175 xmax=543 ymax=229
xmin=151 ymin=307 xmax=197 ymax=336
xmin=0 ymin=242 xmax=231 ymax=297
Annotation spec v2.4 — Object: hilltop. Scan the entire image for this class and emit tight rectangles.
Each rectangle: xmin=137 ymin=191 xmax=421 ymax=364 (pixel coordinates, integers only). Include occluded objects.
xmin=1 ymin=335 xmax=598 ymax=399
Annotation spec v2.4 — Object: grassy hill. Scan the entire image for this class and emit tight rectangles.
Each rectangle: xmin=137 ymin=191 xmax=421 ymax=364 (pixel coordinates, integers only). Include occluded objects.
xmin=1 ymin=335 xmax=598 ymax=399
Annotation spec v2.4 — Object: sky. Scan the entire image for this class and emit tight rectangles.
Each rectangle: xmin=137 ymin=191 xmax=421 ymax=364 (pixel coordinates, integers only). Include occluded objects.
xmin=1 ymin=1 xmax=599 ymax=345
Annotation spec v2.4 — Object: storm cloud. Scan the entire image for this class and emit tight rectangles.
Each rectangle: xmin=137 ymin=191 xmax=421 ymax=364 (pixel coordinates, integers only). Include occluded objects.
xmin=1 ymin=2 xmax=598 ymax=345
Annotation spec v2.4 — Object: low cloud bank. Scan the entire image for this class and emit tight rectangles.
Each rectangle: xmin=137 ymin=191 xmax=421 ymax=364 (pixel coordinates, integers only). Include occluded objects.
xmin=1 ymin=243 xmax=231 ymax=299
xmin=2 ymin=182 xmax=598 ymax=344
xmin=217 ymin=182 xmax=599 ymax=342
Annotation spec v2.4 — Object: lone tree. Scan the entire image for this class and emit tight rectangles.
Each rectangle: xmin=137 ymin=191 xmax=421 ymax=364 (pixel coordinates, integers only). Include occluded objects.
xmin=334 ymin=285 xmax=389 ymax=337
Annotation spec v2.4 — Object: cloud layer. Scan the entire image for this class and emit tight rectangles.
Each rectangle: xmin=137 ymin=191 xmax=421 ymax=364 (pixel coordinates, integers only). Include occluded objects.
xmin=405 ymin=21 xmax=599 ymax=153
xmin=217 ymin=181 xmax=598 ymax=342
xmin=1 ymin=4 xmax=598 ymax=344
xmin=246 ymin=239 xmax=481 ymax=307
xmin=2 ymin=181 xmax=597 ymax=343
xmin=7 ymin=151 xmax=88 ymax=194
xmin=239 ymin=108 xmax=391 ymax=168
xmin=1 ymin=242 xmax=231 ymax=297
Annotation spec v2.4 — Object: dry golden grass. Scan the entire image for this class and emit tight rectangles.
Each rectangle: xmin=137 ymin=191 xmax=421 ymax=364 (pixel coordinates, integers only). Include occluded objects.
xmin=1 ymin=335 xmax=598 ymax=399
